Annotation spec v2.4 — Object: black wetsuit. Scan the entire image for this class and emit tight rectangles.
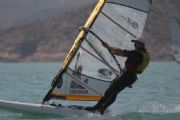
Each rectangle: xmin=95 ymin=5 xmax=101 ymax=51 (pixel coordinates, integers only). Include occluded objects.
xmin=88 ymin=49 xmax=144 ymax=114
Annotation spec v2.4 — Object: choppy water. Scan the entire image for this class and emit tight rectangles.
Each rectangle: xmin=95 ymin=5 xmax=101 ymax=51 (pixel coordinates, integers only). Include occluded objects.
xmin=0 ymin=62 xmax=180 ymax=120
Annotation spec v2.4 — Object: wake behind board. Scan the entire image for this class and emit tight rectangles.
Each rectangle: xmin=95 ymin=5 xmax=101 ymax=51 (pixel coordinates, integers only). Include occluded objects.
xmin=0 ymin=99 xmax=109 ymax=116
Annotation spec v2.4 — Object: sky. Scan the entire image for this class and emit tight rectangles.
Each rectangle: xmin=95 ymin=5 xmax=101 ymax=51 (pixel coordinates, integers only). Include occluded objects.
xmin=0 ymin=0 xmax=95 ymax=28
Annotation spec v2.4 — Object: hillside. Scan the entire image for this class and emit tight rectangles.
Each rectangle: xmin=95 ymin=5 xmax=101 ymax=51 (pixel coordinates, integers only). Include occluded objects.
xmin=0 ymin=3 xmax=95 ymax=62
xmin=144 ymin=0 xmax=180 ymax=61
xmin=0 ymin=0 xmax=180 ymax=62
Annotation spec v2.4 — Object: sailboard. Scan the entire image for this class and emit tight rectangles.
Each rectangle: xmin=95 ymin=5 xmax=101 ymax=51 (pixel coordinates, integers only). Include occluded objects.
xmin=170 ymin=18 xmax=180 ymax=63
xmin=0 ymin=0 xmax=152 ymax=116
xmin=0 ymin=99 xmax=104 ymax=116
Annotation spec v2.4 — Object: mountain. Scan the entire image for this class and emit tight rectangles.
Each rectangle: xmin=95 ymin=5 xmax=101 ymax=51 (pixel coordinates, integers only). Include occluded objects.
xmin=143 ymin=0 xmax=180 ymax=61
xmin=0 ymin=1 xmax=96 ymax=62
xmin=0 ymin=0 xmax=180 ymax=62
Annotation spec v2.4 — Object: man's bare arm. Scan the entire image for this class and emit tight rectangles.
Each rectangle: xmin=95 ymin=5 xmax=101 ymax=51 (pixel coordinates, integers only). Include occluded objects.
xmin=110 ymin=47 xmax=123 ymax=56
xmin=102 ymin=42 xmax=124 ymax=56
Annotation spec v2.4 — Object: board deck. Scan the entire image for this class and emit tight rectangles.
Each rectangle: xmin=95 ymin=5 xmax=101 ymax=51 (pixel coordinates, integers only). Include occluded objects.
xmin=0 ymin=99 xmax=109 ymax=116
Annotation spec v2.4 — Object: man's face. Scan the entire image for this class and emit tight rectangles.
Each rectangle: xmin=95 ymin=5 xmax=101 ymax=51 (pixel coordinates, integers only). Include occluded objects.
xmin=134 ymin=42 xmax=143 ymax=49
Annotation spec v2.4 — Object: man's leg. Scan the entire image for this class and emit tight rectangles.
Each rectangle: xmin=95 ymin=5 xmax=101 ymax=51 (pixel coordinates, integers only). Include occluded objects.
xmin=99 ymin=72 xmax=137 ymax=114
xmin=85 ymin=79 xmax=118 ymax=112
xmin=85 ymin=73 xmax=131 ymax=113
xmin=99 ymin=93 xmax=117 ymax=114
xmin=99 ymin=84 xmax=127 ymax=114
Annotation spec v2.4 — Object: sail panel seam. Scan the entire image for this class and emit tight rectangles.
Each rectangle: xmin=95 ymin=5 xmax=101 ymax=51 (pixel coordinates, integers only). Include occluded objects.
xmin=85 ymin=37 xmax=119 ymax=75
xmin=68 ymin=67 xmax=112 ymax=82
xmin=101 ymin=11 xmax=137 ymax=38
xmin=106 ymin=2 xmax=150 ymax=13
xmin=81 ymin=46 xmax=119 ymax=74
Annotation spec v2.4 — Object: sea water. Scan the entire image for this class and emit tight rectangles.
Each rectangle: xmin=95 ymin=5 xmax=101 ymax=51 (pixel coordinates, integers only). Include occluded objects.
xmin=0 ymin=62 xmax=180 ymax=120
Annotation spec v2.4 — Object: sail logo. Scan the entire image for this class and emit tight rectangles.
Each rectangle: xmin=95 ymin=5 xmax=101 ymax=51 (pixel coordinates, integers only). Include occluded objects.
xmin=70 ymin=89 xmax=88 ymax=94
xmin=98 ymin=68 xmax=112 ymax=79
xmin=70 ymin=81 xmax=88 ymax=94
xmin=57 ymin=78 xmax=63 ymax=88
xmin=127 ymin=17 xmax=138 ymax=29
xmin=84 ymin=79 xmax=88 ymax=84
xmin=121 ymin=15 xmax=139 ymax=30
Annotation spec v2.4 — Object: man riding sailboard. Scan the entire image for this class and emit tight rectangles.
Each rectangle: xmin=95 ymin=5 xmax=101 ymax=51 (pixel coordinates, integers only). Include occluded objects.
xmin=85 ymin=38 xmax=150 ymax=114
xmin=42 ymin=0 xmax=152 ymax=116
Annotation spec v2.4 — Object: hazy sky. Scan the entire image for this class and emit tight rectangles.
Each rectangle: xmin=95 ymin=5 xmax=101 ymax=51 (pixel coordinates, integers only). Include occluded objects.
xmin=0 ymin=0 xmax=96 ymax=29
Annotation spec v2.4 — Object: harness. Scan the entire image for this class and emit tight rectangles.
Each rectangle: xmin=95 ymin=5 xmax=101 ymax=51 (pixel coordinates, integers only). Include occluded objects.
xmin=136 ymin=51 xmax=150 ymax=74
xmin=125 ymin=50 xmax=150 ymax=74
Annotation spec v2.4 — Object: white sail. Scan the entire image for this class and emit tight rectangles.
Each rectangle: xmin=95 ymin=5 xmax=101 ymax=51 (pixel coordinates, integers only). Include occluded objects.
xmin=43 ymin=0 xmax=152 ymax=103
xmin=170 ymin=19 xmax=180 ymax=63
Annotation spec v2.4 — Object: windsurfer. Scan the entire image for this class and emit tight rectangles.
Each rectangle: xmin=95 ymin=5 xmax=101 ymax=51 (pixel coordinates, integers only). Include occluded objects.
xmin=85 ymin=38 xmax=150 ymax=114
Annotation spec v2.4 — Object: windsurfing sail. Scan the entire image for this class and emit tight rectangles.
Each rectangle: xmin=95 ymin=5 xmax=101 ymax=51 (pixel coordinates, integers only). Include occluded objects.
xmin=43 ymin=0 xmax=152 ymax=103
xmin=170 ymin=18 xmax=180 ymax=63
